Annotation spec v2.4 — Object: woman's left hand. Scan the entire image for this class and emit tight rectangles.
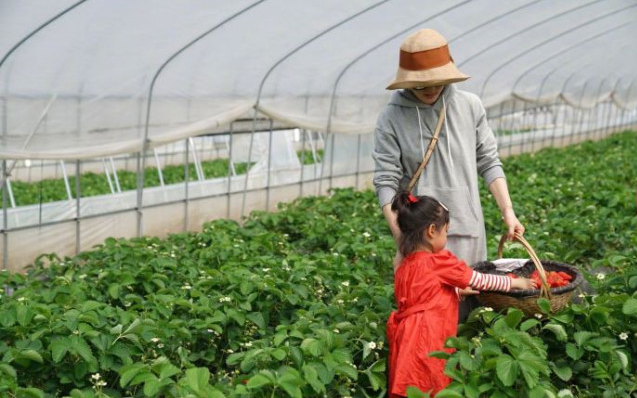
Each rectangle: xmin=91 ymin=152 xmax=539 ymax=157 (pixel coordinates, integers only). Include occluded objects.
xmin=502 ymin=207 xmax=524 ymax=240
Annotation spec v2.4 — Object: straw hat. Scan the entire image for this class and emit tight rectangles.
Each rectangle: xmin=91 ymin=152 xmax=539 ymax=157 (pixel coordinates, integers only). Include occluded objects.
xmin=386 ymin=29 xmax=470 ymax=90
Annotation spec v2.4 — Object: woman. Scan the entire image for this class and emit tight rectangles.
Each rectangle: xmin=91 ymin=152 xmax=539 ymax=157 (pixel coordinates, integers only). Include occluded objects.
xmin=372 ymin=28 xmax=524 ymax=320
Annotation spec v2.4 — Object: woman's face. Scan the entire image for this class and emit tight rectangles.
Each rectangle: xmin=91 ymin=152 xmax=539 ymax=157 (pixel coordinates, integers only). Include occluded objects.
xmin=410 ymin=85 xmax=445 ymax=105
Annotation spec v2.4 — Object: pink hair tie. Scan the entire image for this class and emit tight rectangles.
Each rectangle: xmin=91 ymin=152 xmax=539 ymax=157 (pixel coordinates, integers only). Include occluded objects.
xmin=407 ymin=193 xmax=418 ymax=203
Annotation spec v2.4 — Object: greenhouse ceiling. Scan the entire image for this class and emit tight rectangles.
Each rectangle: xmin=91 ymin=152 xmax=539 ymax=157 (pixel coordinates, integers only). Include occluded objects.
xmin=1 ymin=0 xmax=636 ymax=160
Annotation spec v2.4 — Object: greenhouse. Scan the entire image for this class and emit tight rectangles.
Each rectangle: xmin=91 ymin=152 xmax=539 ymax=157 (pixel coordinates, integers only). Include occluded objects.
xmin=1 ymin=1 xmax=636 ymax=397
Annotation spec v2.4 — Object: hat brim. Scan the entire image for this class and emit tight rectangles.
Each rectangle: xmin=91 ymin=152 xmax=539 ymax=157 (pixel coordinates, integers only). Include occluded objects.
xmin=386 ymin=62 xmax=470 ymax=90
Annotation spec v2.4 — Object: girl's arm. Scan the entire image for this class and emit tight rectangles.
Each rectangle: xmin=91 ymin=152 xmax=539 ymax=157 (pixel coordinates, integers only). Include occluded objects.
xmin=469 ymin=271 xmax=537 ymax=292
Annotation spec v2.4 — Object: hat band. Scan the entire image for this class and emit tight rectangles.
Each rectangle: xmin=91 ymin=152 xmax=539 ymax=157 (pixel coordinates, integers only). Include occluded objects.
xmin=399 ymin=45 xmax=452 ymax=71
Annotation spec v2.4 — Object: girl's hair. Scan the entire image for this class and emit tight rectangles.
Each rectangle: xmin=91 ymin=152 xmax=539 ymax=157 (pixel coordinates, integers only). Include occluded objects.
xmin=391 ymin=191 xmax=450 ymax=256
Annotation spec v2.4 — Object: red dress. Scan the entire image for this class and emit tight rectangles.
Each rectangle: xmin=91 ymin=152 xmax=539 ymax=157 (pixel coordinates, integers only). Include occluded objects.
xmin=387 ymin=250 xmax=473 ymax=397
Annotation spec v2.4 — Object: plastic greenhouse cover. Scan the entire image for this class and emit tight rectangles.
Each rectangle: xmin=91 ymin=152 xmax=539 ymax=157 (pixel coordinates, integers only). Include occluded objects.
xmin=1 ymin=0 xmax=636 ymax=160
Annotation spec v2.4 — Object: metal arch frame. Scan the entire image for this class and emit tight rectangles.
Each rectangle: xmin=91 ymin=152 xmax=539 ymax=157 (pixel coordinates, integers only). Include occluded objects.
xmin=321 ymin=0 xmax=545 ymax=191
xmin=475 ymin=2 xmax=637 ymax=100
xmin=457 ymin=0 xmax=599 ymax=70
xmin=508 ymin=21 xmax=634 ymax=148
xmin=0 ymin=0 xmax=91 ymax=270
xmin=240 ymin=0 xmax=390 ymax=217
xmin=138 ymin=0 xmax=267 ymax=236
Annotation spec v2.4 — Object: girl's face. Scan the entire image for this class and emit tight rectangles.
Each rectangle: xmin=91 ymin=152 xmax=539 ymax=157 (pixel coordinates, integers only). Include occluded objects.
xmin=428 ymin=222 xmax=449 ymax=253
xmin=411 ymin=85 xmax=445 ymax=105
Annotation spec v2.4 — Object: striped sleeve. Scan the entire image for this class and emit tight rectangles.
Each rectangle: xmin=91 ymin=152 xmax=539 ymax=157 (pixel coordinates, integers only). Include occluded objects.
xmin=468 ymin=271 xmax=511 ymax=292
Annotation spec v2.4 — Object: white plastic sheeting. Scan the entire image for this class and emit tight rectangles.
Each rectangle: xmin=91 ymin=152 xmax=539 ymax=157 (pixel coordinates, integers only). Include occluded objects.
xmin=2 ymin=0 xmax=637 ymax=160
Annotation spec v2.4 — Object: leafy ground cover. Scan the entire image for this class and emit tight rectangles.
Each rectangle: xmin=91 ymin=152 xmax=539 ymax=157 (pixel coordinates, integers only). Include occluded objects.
xmin=0 ymin=131 xmax=636 ymax=397
xmin=11 ymin=149 xmax=323 ymax=206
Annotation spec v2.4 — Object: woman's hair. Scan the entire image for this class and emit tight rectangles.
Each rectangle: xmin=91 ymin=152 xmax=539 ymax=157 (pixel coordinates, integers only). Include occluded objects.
xmin=391 ymin=191 xmax=450 ymax=256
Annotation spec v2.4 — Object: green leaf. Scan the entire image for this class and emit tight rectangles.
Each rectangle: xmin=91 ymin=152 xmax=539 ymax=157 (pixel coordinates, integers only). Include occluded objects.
xmin=159 ymin=363 xmax=180 ymax=380
xmin=537 ymin=298 xmax=551 ymax=314
xmin=528 ymin=385 xmax=547 ymax=398
xmin=70 ymin=336 xmax=95 ymax=364
xmin=574 ymin=331 xmax=597 ymax=347
xmin=565 ymin=343 xmax=583 ymax=360
xmin=277 ymin=369 xmax=303 ymax=398
xmin=520 ymin=319 xmax=540 ymax=332
xmin=622 ymin=298 xmax=637 ymax=316
xmin=302 ymin=364 xmax=325 ymax=394
xmin=406 ymin=386 xmax=429 ymax=398
xmin=335 ymin=364 xmax=358 ymax=381
xmin=551 ymin=363 xmax=573 ymax=381
xmin=15 ymin=387 xmax=45 ymax=398
xmin=18 ymin=350 xmax=43 ymax=364
xmin=246 ymin=312 xmax=266 ymax=330
xmin=435 ymin=389 xmax=464 ymax=398
xmin=246 ymin=374 xmax=272 ymax=389
xmin=271 ymin=348 xmax=286 ymax=361
xmin=185 ymin=367 xmax=210 ymax=393
xmin=542 ymin=323 xmax=567 ymax=342
xmin=0 ymin=363 xmax=16 ymax=379
xmin=300 ymin=338 xmax=323 ymax=357
xmin=504 ymin=308 xmax=525 ymax=328
xmin=366 ymin=370 xmax=384 ymax=391
xmin=496 ymin=355 xmax=518 ymax=387
xmin=51 ymin=337 xmax=71 ymax=363
xmin=120 ymin=363 xmax=145 ymax=387
xmin=143 ymin=376 xmax=161 ymax=397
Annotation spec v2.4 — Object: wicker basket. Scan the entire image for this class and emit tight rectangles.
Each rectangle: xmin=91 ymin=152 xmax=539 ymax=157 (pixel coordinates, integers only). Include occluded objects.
xmin=473 ymin=233 xmax=583 ymax=317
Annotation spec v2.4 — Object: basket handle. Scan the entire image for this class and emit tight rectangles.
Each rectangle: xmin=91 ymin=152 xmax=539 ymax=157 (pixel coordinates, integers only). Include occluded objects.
xmin=497 ymin=233 xmax=552 ymax=300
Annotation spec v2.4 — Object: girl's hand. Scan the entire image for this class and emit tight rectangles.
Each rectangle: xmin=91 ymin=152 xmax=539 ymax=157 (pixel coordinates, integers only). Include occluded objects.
xmin=511 ymin=277 xmax=537 ymax=290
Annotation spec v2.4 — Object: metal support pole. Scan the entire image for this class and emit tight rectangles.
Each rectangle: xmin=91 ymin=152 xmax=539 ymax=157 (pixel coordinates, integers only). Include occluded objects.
xmin=188 ymin=137 xmax=204 ymax=181
xmin=109 ymin=157 xmax=121 ymax=193
xmin=75 ymin=160 xmax=81 ymax=255
xmin=226 ymin=124 xmax=234 ymax=219
xmin=355 ymin=134 xmax=362 ymax=190
xmin=5 ymin=178 xmax=15 ymax=208
xmin=60 ymin=160 xmax=73 ymax=201
xmin=2 ymin=160 xmax=8 ymax=270
xmin=184 ymin=139 xmax=190 ymax=231
xmin=299 ymin=129 xmax=307 ymax=198
xmin=153 ymin=149 xmax=165 ymax=187
xmin=103 ymin=159 xmax=115 ymax=194
xmin=135 ymin=151 xmax=143 ymax=236
xmin=265 ymin=119 xmax=274 ymax=211
xmin=226 ymin=122 xmax=232 ymax=218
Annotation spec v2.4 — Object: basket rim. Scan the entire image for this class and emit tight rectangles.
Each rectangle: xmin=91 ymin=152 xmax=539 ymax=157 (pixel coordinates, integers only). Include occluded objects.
xmin=472 ymin=259 xmax=584 ymax=298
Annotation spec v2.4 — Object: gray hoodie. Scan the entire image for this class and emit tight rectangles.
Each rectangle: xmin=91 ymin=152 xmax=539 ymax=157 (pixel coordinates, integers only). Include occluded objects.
xmin=372 ymin=85 xmax=505 ymax=239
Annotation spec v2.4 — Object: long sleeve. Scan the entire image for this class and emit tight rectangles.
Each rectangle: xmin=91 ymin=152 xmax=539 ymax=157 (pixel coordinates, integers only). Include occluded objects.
xmin=372 ymin=119 xmax=403 ymax=208
xmin=474 ymin=100 xmax=505 ymax=186
xmin=468 ymin=271 xmax=511 ymax=292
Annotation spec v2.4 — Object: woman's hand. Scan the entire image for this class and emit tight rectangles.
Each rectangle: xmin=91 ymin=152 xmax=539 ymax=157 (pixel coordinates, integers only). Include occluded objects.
xmin=511 ymin=276 xmax=537 ymax=290
xmin=502 ymin=206 xmax=525 ymax=240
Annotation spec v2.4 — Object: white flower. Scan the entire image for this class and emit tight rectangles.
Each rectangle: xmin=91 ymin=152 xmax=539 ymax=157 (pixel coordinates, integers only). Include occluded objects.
xmin=181 ymin=284 xmax=192 ymax=290
xmin=596 ymin=273 xmax=605 ymax=280
xmin=367 ymin=341 xmax=377 ymax=350
xmin=207 ymin=329 xmax=214 ymax=333
xmin=352 ymin=298 xmax=358 ymax=303
xmin=157 ymin=343 xmax=164 ymax=348
xmin=219 ymin=296 xmax=231 ymax=303
xmin=341 ymin=281 xmax=350 ymax=287
xmin=479 ymin=307 xmax=493 ymax=313
xmin=17 ymin=297 xmax=26 ymax=302
xmin=333 ymin=252 xmax=339 ymax=256
xmin=362 ymin=232 xmax=371 ymax=238
xmin=535 ymin=313 xmax=543 ymax=319
xmin=578 ymin=293 xmax=586 ymax=298
xmin=244 ymin=341 xmax=253 ymax=347
xmin=151 ymin=337 xmax=161 ymax=343
xmin=333 ymin=329 xmax=340 ymax=334
xmin=619 ymin=332 xmax=628 ymax=341
xmin=262 ymin=268 xmax=270 ymax=272
xmin=337 ymin=299 xmax=344 ymax=305
xmin=91 ymin=373 xmax=101 ymax=381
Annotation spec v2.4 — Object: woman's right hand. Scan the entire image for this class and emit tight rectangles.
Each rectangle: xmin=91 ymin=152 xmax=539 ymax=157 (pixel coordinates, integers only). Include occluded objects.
xmin=511 ymin=276 xmax=538 ymax=290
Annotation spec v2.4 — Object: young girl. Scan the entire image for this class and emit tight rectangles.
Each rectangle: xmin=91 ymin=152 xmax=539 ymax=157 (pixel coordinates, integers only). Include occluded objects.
xmin=386 ymin=192 xmax=537 ymax=397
